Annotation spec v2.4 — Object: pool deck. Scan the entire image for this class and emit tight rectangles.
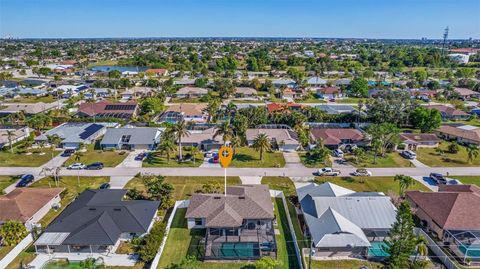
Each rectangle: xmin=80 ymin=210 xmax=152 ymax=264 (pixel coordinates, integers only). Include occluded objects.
xmin=29 ymin=252 xmax=138 ymax=268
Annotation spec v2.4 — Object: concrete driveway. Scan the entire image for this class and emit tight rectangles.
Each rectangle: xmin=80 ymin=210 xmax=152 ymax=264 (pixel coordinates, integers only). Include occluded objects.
xmin=116 ymin=151 xmax=144 ymax=168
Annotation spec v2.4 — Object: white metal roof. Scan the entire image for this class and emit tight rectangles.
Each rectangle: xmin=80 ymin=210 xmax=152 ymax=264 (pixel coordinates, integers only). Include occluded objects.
xmin=35 ymin=232 xmax=70 ymax=245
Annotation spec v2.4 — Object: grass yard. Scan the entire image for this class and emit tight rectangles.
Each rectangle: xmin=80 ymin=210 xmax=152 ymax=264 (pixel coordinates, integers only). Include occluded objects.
xmin=295 ymin=97 xmax=327 ymax=103
xmin=6 ymin=95 xmax=57 ymax=104
xmin=315 ymin=176 xmax=431 ymax=194
xmin=273 ymin=198 xmax=302 ymax=269
xmin=334 ymin=98 xmax=367 ymax=104
xmin=29 ymin=176 xmax=108 ymax=227
xmin=231 ymin=147 xmax=285 ymax=168
xmin=143 ymin=150 xmax=203 ymax=167
xmin=5 ymin=245 xmax=36 ymax=269
xmin=125 ymin=176 xmax=241 ymax=200
xmin=299 ymin=152 xmax=332 ymax=168
xmin=0 ymin=175 xmax=19 ymax=193
xmin=170 ymin=98 xmax=205 ymax=103
xmin=307 ymin=259 xmax=383 ymax=269
xmin=88 ymin=60 xmax=119 ymax=67
xmin=346 ymin=151 xmax=412 ymax=168
xmin=0 ymin=245 xmax=14 ymax=260
xmin=448 ymin=176 xmax=480 ymax=186
xmin=0 ymin=148 xmax=59 ymax=167
xmin=416 ymin=142 xmax=480 ymax=167
xmin=64 ymin=145 xmax=128 ymax=167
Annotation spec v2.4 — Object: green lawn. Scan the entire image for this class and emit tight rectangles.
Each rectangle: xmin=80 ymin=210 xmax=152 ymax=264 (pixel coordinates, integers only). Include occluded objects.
xmin=0 ymin=175 xmax=19 ymax=193
xmin=334 ymin=98 xmax=367 ymax=104
xmin=6 ymin=95 xmax=57 ymax=104
xmin=295 ymin=97 xmax=327 ymax=103
xmin=448 ymin=176 xmax=480 ymax=186
xmin=231 ymin=147 xmax=285 ymax=168
xmin=125 ymin=176 xmax=241 ymax=200
xmin=64 ymin=145 xmax=128 ymax=167
xmin=308 ymin=259 xmax=383 ymax=269
xmin=29 ymin=176 xmax=108 ymax=227
xmin=346 ymin=151 xmax=412 ymax=168
xmin=0 ymin=148 xmax=59 ymax=167
xmin=315 ymin=176 xmax=431 ymax=194
xmin=143 ymin=150 xmax=203 ymax=167
xmin=170 ymin=98 xmax=205 ymax=103
xmin=0 ymin=245 xmax=14 ymax=260
xmin=299 ymin=152 xmax=332 ymax=168
xmin=5 ymin=245 xmax=36 ymax=269
xmin=87 ymin=60 xmax=119 ymax=67
xmin=416 ymin=142 xmax=480 ymax=167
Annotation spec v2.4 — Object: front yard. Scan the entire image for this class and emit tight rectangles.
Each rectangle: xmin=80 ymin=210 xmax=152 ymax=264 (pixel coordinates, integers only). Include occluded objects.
xmin=416 ymin=142 xmax=480 ymax=167
xmin=345 ymin=151 xmax=412 ymax=168
xmin=299 ymin=152 xmax=332 ymax=168
xmin=315 ymin=176 xmax=431 ymax=194
xmin=448 ymin=176 xmax=480 ymax=186
xmin=64 ymin=145 xmax=128 ymax=167
xmin=0 ymin=175 xmax=18 ymax=193
xmin=0 ymin=148 xmax=59 ymax=167
xmin=143 ymin=149 xmax=203 ymax=167
xmin=231 ymin=147 xmax=285 ymax=168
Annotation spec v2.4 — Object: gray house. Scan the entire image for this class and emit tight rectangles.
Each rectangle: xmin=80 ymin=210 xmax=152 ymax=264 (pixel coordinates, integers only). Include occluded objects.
xmin=35 ymin=122 xmax=112 ymax=149
xmin=34 ymin=189 xmax=159 ymax=254
xmin=100 ymin=127 xmax=162 ymax=150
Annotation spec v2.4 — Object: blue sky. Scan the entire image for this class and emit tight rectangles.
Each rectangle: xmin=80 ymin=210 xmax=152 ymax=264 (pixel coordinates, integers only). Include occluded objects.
xmin=1 ymin=0 xmax=479 ymax=39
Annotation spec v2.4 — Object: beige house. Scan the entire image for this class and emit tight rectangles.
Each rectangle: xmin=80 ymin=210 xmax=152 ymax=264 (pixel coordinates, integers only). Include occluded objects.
xmin=435 ymin=125 xmax=480 ymax=146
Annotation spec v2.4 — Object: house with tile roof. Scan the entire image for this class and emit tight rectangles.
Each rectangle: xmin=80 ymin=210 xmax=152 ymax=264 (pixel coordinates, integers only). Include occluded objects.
xmin=435 ymin=124 xmax=480 ymax=146
xmin=398 ymin=133 xmax=441 ymax=150
xmin=426 ymin=105 xmax=470 ymax=121
xmin=185 ymin=185 xmax=276 ymax=260
xmin=310 ymin=128 xmax=367 ymax=149
xmin=78 ymin=101 xmax=139 ymax=119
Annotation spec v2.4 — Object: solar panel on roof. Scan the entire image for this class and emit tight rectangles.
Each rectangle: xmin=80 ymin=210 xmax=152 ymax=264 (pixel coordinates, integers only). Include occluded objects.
xmin=79 ymin=124 xmax=104 ymax=140
xmin=104 ymin=104 xmax=136 ymax=111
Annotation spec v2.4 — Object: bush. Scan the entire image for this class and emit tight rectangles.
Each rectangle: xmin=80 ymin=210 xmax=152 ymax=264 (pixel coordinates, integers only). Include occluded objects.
xmin=135 ymin=221 xmax=167 ymax=262
xmin=448 ymin=142 xmax=459 ymax=154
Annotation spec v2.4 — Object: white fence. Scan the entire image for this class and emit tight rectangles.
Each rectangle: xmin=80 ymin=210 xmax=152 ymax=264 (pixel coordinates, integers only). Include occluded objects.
xmin=414 ymin=228 xmax=459 ymax=269
xmin=150 ymin=200 xmax=189 ymax=269
xmin=270 ymin=190 xmax=304 ymax=269
xmin=0 ymin=234 xmax=33 ymax=268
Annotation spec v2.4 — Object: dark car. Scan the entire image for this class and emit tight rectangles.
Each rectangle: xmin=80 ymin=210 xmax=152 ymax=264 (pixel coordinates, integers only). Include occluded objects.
xmin=85 ymin=162 xmax=104 ymax=170
xmin=135 ymin=152 xmax=147 ymax=161
xmin=99 ymin=183 xmax=111 ymax=189
xmin=16 ymin=174 xmax=34 ymax=187
xmin=210 ymin=155 xmax=219 ymax=163
xmin=61 ymin=149 xmax=75 ymax=157
xmin=430 ymin=173 xmax=447 ymax=184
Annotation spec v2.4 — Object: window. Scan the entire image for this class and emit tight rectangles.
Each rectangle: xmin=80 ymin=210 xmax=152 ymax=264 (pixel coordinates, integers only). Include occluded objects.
xmin=225 ymin=229 xmax=238 ymax=236
xmin=121 ymin=135 xmax=131 ymax=143
xmin=194 ymin=218 xmax=203 ymax=226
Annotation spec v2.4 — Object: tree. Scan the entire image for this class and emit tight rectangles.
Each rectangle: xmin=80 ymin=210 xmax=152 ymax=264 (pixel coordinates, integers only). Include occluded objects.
xmin=254 ymin=256 xmax=281 ymax=269
xmin=157 ymin=139 xmax=175 ymax=163
xmin=394 ymin=174 xmax=416 ymax=197
xmin=410 ymin=107 xmax=442 ymax=133
xmin=384 ymin=202 xmax=417 ymax=268
xmin=79 ymin=258 xmax=105 ymax=269
xmin=134 ymin=222 xmax=167 ymax=263
xmin=213 ymin=121 xmax=234 ymax=145
xmin=252 ymin=133 xmax=271 ymax=161
xmin=413 ymin=69 xmax=428 ymax=84
xmin=73 ymin=151 xmax=83 ymax=162
xmin=38 ymin=67 xmax=51 ymax=77
xmin=466 ymin=145 xmax=479 ymax=163
xmin=0 ymin=220 xmax=28 ymax=246
xmin=142 ymin=175 xmax=174 ymax=206
xmin=367 ymin=123 xmax=400 ymax=161
xmin=200 ymin=181 xmax=222 ymax=194
xmin=108 ymin=70 xmax=121 ymax=79
xmin=367 ymin=90 xmax=417 ymax=126
xmin=140 ymin=97 xmax=164 ymax=115
xmin=448 ymin=142 xmax=459 ymax=154
xmin=173 ymin=119 xmax=190 ymax=161
xmin=206 ymin=98 xmax=221 ymax=123
xmin=415 ymin=236 xmax=429 ymax=261
xmin=2 ymin=130 xmax=15 ymax=153
xmin=352 ymin=147 xmax=366 ymax=164
xmin=348 ymin=77 xmax=369 ymax=97
xmin=47 ymin=134 xmax=62 ymax=149
xmin=164 ymin=256 xmax=198 ymax=269
xmin=190 ymin=146 xmax=200 ymax=165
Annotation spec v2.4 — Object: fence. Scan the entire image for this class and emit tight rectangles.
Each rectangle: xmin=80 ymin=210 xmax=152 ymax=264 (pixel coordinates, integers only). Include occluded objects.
xmin=0 ymin=234 xmax=33 ymax=268
xmin=414 ymin=228 xmax=459 ymax=269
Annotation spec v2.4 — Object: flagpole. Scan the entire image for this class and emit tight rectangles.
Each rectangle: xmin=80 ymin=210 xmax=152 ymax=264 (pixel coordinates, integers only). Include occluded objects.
xmin=224 ymin=167 xmax=227 ymax=197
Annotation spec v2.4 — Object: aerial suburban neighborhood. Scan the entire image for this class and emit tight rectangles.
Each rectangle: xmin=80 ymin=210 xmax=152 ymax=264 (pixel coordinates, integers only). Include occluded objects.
xmin=0 ymin=1 xmax=479 ymax=269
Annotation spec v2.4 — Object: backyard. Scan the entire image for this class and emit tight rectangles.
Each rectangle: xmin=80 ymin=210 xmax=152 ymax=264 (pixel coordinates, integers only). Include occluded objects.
xmin=63 ymin=145 xmax=128 ymax=167
xmin=231 ymin=147 xmax=285 ymax=168
xmin=143 ymin=149 xmax=203 ymax=167
xmin=0 ymin=147 xmax=59 ymax=167
xmin=6 ymin=95 xmax=57 ymax=104
xmin=307 ymin=259 xmax=383 ymax=269
xmin=416 ymin=142 xmax=480 ymax=167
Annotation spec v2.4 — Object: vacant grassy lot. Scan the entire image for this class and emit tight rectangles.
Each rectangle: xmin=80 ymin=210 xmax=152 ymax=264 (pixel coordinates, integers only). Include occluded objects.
xmin=449 ymin=176 xmax=480 ymax=186
xmin=6 ymin=95 xmax=57 ymax=104
xmin=417 ymin=142 xmax=480 ymax=167
xmin=0 ymin=148 xmax=58 ymax=167
xmin=315 ymin=176 xmax=431 ymax=194
xmin=308 ymin=259 xmax=383 ymax=269
xmin=231 ymin=147 xmax=285 ymax=168
xmin=64 ymin=145 xmax=128 ymax=167
xmin=346 ymin=151 xmax=412 ymax=168
xmin=299 ymin=152 xmax=332 ymax=168
xmin=143 ymin=150 xmax=203 ymax=167
xmin=29 ymin=176 xmax=108 ymax=226
xmin=125 ymin=176 xmax=241 ymax=200
xmin=0 ymin=175 xmax=18 ymax=193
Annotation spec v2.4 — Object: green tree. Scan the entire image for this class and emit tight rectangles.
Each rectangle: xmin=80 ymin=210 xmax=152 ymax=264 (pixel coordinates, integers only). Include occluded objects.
xmin=0 ymin=220 xmax=28 ymax=246
xmin=206 ymin=98 xmax=221 ymax=123
xmin=413 ymin=69 xmax=428 ymax=84
xmin=254 ymin=256 xmax=281 ymax=269
xmin=157 ymin=139 xmax=176 ymax=163
xmin=252 ymin=133 xmax=271 ymax=161
xmin=142 ymin=175 xmax=174 ymax=206
xmin=213 ymin=121 xmax=234 ymax=145
xmin=38 ymin=67 xmax=51 ymax=77
xmin=108 ymin=70 xmax=121 ymax=79
xmin=79 ymin=258 xmax=105 ymax=269
xmin=448 ymin=142 xmax=459 ymax=154
xmin=2 ymin=130 xmax=15 ymax=153
xmin=394 ymin=174 xmax=416 ymax=197
xmin=384 ymin=202 xmax=417 ymax=268
xmin=348 ymin=77 xmax=369 ymax=97
xmin=466 ymin=145 xmax=479 ymax=163
xmin=173 ymin=119 xmax=190 ymax=161
xmin=367 ymin=123 xmax=400 ymax=160
xmin=410 ymin=107 xmax=442 ymax=133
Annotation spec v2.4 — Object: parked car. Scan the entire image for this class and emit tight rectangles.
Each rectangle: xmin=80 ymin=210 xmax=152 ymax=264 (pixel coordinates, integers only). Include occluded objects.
xmin=352 ymin=168 xmax=372 ymax=177
xmin=16 ymin=174 xmax=34 ymax=187
xmin=135 ymin=152 xmax=147 ymax=161
xmin=210 ymin=155 xmax=219 ymax=163
xmin=99 ymin=183 xmax=111 ymax=189
xmin=85 ymin=162 xmax=104 ymax=170
xmin=430 ymin=173 xmax=447 ymax=184
xmin=67 ymin=163 xmax=86 ymax=170
xmin=317 ymin=167 xmax=341 ymax=176
xmin=204 ymin=150 xmax=216 ymax=158
xmin=400 ymin=150 xmax=416 ymax=160
xmin=61 ymin=149 xmax=75 ymax=157
xmin=333 ymin=149 xmax=344 ymax=158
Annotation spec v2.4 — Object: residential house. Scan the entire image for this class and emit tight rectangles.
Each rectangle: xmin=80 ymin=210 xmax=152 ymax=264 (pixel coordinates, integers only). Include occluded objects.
xmin=266 ymin=102 xmax=303 ymax=113
xmin=34 ymin=189 xmax=159 ymax=254
xmin=185 ymin=185 xmax=276 ymax=260
xmin=145 ymin=68 xmax=168 ymax=77
xmin=100 ymin=127 xmax=162 ymax=150
xmin=175 ymin=87 xmax=208 ymax=99
xmin=0 ymin=102 xmax=58 ymax=116
xmin=335 ymin=78 xmax=351 ymax=86
xmin=282 ymin=88 xmax=305 ymax=100
xmin=234 ymin=87 xmax=257 ymax=98
xmin=316 ymin=87 xmax=343 ymax=100
xmin=398 ymin=133 xmax=441 ymax=150
xmin=306 ymin=77 xmax=327 ymax=88
xmin=310 ymin=128 xmax=366 ymax=149
xmin=0 ymin=188 xmax=63 ymax=230
xmin=0 ymin=87 xmax=48 ymax=98
xmin=246 ymin=128 xmax=300 ymax=151
xmin=158 ymin=103 xmax=208 ymax=124
xmin=174 ymin=78 xmax=196 ymax=86
xmin=316 ymin=104 xmax=357 ymax=115
xmin=297 ymin=182 xmax=396 ymax=258
xmin=435 ymin=124 xmax=480 ymax=146
xmin=181 ymin=127 xmax=222 ymax=151
xmin=0 ymin=126 xmax=31 ymax=149
xmin=54 ymin=84 xmax=88 ymax=98
xmin=454 ymin=88 xmax=480 ymax=100
xmin=77 ymin=101 xmax=139 ymax=119
xmin=426 ymin=105 xmax=470 ymax=121
xmin=247 ymin=71 xmax=269 ymax=79
xmin=35 ymin=122 xmax=111 ymax=149
xmin=120 ymin=87 xmax=155 ymax=100
xmin=272 ymin=79 xmax=296 ymax=88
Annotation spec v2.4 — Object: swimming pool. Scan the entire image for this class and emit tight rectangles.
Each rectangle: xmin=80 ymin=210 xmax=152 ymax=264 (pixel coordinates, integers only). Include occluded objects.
xmin=459 ymin=245 xmax=480 ymax=258
xmin=220 ymin=242 xmax=260 ymax=258
xmin=368 ymin=242 xmax=390 ymax=257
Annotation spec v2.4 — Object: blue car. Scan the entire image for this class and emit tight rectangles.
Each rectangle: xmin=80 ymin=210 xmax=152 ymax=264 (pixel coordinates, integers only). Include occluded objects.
xmin=16 ymin=174 xmax=34 ymax=187
xmin=85 ymin=162 xmax=104 ymax=170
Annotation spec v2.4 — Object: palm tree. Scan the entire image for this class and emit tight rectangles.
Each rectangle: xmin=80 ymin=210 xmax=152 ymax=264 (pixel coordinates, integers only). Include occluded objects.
xmin=466 ymin=145 xmax=479 ymax=164
xmin=252 ymin=133 xmax=271 ymax=161
xmin=206 ymin=98 xmax=221 ymax=123
xmin=213 ymin=121 xmax=234 ymax=145
xmin=394 ymin=174 xmax=416 ymax=197
xmin=190 ymin=146 xmax=201 ymax=165
xmin=157 ymin=139 xmax=175 ymax=163
xmin=73 ymin=151 xmax=83 ymax=162
xmin=3 ymin=130 xmax=15 ymax=153
xmin=173 ymin=119 xmax=190 ymax=161
xmin=415 ymin=236 xmax=428 ymax=261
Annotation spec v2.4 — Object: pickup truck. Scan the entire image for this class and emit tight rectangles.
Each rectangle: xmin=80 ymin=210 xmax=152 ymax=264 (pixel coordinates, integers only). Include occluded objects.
xmin=317 ymin=167 xmax=341 ymax=176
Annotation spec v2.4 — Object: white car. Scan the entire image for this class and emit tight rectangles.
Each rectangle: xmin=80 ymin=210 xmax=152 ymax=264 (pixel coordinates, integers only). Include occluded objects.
xmin=67 ymin=163 xmax=86 ymax=170
xmin=352 ymin=168 xmax=372 ymax=177
xmin=317 ymin=167 xmax=341 ymax=176
xmin=333 ymin=149 xmax=344 ymax=158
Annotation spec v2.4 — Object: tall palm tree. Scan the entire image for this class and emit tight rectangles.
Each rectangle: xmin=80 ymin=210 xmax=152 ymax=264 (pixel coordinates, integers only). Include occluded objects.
xmin=466 ymin=145 xmax=479 ymax=164
xmin=415 ymin=236 xmax=428 ymax=261
xmin=3 ymin=130 xmax=15 ymax=153
xmin=173 ymin=119 xmax=190 ymax=161
xmin=190 ymin=146 xmax=201 ymax=165
xmin=157 ymin=139 xmax=175 ymax=163
xmin=252 ymin=133 xmax=271 ymax=161
xmin=73 ymin=151 xmax=83 ymax=162
xmin=394 ymin=174 xmax=416 ymax=197
xmin=213 ymin=121 xmax=234 ymax=145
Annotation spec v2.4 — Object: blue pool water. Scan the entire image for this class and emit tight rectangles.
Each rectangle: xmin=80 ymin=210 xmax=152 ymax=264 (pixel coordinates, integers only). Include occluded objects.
xmin=368 ymin=242 xmax=390 ymax=257
xmin=220 ymin=242 xmax=260 ymax=258
xmin=459 ymin=245 xmax=480 ymax=258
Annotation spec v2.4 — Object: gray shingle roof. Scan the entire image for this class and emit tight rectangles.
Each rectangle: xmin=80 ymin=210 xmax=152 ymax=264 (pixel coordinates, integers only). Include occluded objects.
xmin=100 ymin=127 xmax=161 ymax=146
